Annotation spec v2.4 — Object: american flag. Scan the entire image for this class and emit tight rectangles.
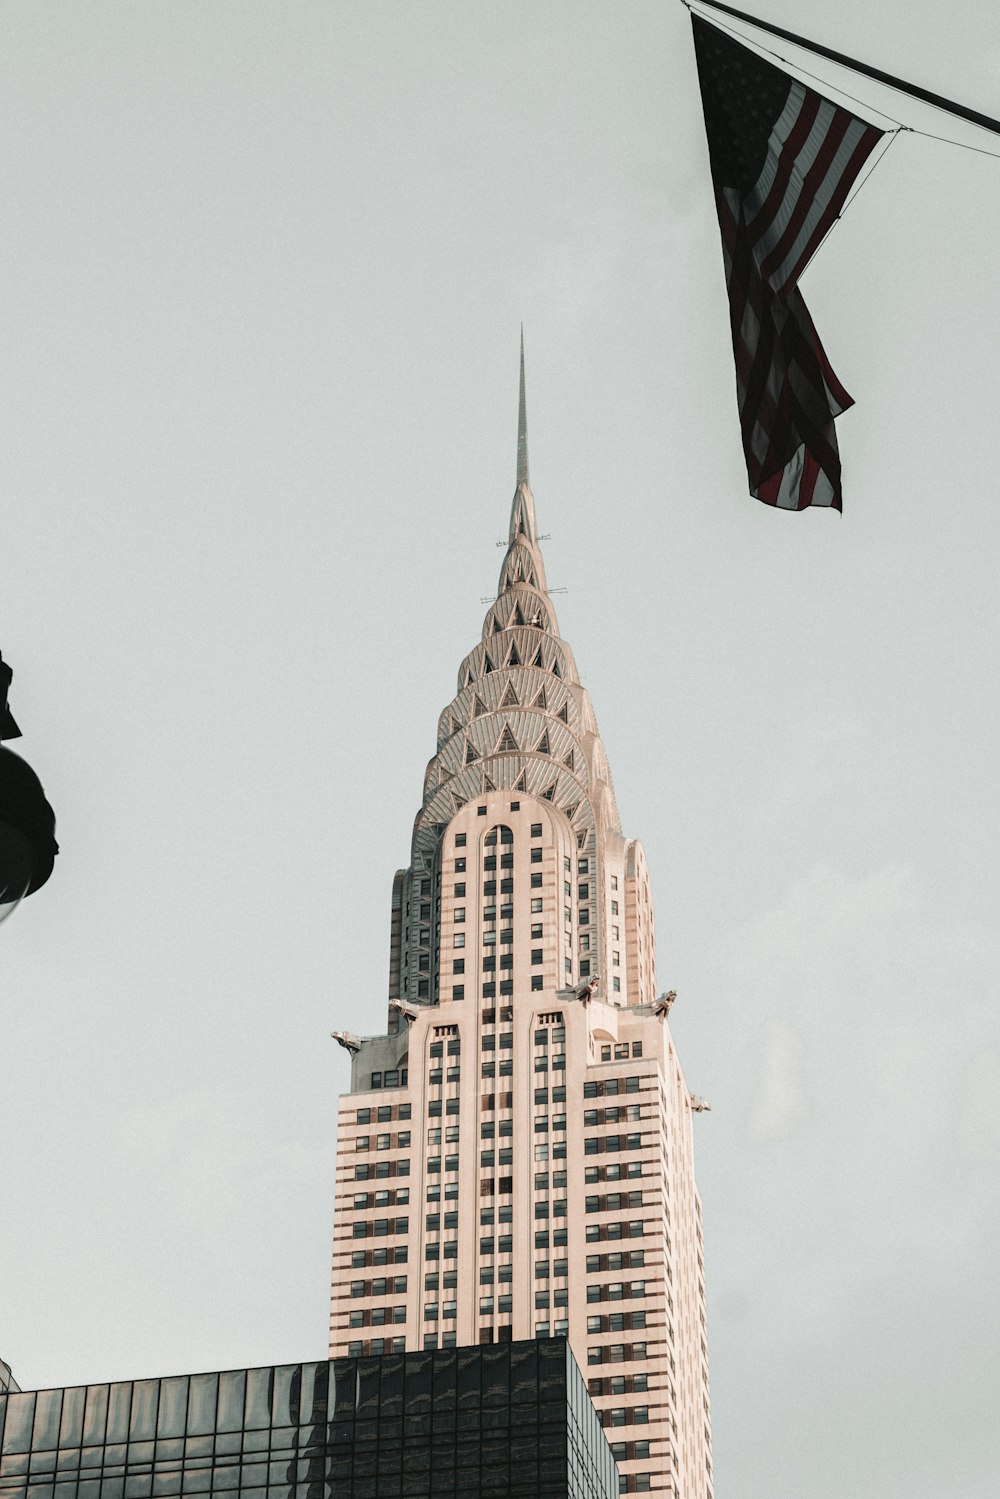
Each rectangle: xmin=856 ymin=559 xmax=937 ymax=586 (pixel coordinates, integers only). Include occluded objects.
xmin=692 ymin=16 xmax=884 ymax=511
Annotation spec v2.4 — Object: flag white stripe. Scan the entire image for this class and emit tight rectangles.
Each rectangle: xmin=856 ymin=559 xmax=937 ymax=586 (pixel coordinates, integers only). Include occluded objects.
xmin=768 ymin=448 xmax=836 ymax=510
xmin=741 ymin=84 xmax=808 ymax=214
xmin=763 ymin=118 xmax=874 ymax=290
xmin=745 ymin=92 xmax=839 ymax=249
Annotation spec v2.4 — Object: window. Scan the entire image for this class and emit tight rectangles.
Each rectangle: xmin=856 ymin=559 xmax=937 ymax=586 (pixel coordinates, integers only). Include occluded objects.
xmin=455 ymin=833 xmax=466 ymax=846
xmin=531 ymin=897 xmax=543 ymax=913
xmin=531 ymin=949 xmax=543 ymax=965
xmin=356 ymin=1109 xmax=371 ymax=1125
xmin=455 ymin=858 xmax=466 ymax=872
xmin=578 ymin=860 xmax=589 ymax=875
xmin=611 ymin=875 xmax=618 ymax=890
xmin=611 ymin=900 xmax=619 ymax=914
xmin=531 ymin=873 xmax=542 ymax=888
xmin=454 ymin=882 xmax=466 ymax=897
xmin=578 ymin=883 xmax=589 ymax=900
xmin=531 ymin=823 xmax=542 ymax=837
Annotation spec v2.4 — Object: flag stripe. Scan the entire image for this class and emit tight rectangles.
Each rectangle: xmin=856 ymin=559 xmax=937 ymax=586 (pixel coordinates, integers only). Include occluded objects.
xmin=761 ymin=118 xmax=881 ymax=291
xmin=756 ymin=108 xmax=854 ymax=284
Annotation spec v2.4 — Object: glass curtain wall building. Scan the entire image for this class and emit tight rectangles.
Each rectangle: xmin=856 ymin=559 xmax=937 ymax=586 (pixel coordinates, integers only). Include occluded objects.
xmin=329 ymin=348 xmax=713 ymax=1497
xmin=0 ymin=1340 xmax=615 ymax=1499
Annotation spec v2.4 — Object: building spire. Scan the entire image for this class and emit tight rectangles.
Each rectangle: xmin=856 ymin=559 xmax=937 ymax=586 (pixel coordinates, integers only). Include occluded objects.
xmin=508 ymin=329 xmax=539 ymax=553
xmin=516 ymin=325 xmax=529 ymax=487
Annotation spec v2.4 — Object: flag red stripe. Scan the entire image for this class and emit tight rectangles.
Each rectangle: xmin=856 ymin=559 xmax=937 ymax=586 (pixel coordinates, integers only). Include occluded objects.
xmin=757 ymin=109 xmax=853 ymax=284
xmin=778 ymin=124 xmax=883 ymax=290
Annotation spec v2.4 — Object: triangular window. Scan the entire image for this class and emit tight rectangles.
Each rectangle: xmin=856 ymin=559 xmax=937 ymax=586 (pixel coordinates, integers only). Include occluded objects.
xmin=564 ymin=749 xmax=575 ymax=771
xmin=514 ymin=603 xmax=526 ymax=627
xmin=542 ymin=782 xmax=557 ymax=802
xmin=465 ymin=742 xmax=479 ymax=765
xmin=533 ymin=647 xmax=544 ymax=668
xmin=565 ymin=803 xmax=579 ymax=821
xmin=514 ymin=771 xmax=527 ymax=792
xmin=552 ymin=658 xmax=561 ymax=678
xmin=484 ymin=654 xmax=494 ymax=674
xmin=507 ymin=642 xmax=521 ymax=667
xmin=453 ymin=793 xmax=466 ymax=811
xmin=536 ymin=729 xmax=550 ymax=756
xmin=558 ymin=702 xmax=569 ymax=723
xmin=497 ymin=725 xmax=518 ymax=753
xmin=493 ymin=617 xmax=502 ymax=634
xmin=482 ymin=774 xmax=496 ymax=792
xmin=451 ymin=716 xmax=462 ymax=736
xmin=465 ymin=670 xmax=474 ymax=686
xmin=531 ymin=686 xmax=547 ymax=711
xmin=501 ymin=682 xmax=519 ymax=708
xmin=474 ymin=696 xmax=488 ymax=718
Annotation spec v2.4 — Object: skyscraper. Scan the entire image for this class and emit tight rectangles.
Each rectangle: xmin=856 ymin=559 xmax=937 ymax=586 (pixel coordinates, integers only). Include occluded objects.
xmin=330 ymin=346 xmax=713 ymax=1498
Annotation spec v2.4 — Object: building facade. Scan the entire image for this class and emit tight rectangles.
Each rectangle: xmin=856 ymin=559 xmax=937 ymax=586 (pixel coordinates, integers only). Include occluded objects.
xmin=0 ymin=1340 xmax=616 ymax=1499
xmin=330 ymin=351 xmax=713 ymax=1498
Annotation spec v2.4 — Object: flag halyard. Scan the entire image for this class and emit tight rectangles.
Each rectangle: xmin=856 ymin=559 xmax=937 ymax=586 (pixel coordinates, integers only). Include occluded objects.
xmin=692 ymin=16 xmax=884 ymax=511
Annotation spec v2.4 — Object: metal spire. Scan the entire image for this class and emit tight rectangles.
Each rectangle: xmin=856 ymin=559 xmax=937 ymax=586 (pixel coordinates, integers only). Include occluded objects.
xmin=516 ymin=326 xmax=529 ymax=486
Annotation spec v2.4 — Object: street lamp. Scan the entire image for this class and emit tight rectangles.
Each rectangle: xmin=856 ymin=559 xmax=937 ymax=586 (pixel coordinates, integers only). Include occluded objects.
xmin=0 ymin=652 xmax=58 ymax=926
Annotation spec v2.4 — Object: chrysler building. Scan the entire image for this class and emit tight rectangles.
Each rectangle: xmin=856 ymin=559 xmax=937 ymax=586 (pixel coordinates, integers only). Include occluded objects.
xmin=330 ymin=344 xmax=713 ymax=1497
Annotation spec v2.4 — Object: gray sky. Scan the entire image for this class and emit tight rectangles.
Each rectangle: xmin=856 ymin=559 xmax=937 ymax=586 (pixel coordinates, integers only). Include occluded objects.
xmin=2 ymin=2 xmax=999 ymax=1494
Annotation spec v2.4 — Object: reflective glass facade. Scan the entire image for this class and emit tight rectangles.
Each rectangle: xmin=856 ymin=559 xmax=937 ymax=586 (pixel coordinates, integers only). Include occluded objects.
xmin=0 ymin=1339 xmax=615 ymax=1499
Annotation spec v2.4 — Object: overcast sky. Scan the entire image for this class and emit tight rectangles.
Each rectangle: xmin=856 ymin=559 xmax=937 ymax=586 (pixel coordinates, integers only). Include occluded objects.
xmin=2 ymin=2 xmax=999 ymax=1494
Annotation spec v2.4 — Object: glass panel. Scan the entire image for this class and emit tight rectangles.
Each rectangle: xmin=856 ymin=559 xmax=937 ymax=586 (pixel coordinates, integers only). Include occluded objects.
xmin=243 ymin=1369 xmax=271 ymax=1432
xmin=154 ymin=1379 xmax=187 ymax=1440
xmin=106 ymin=1386 xmax=132 ymax=1445
xmin=32 ymin=1390 xmax=62 ymax=1451
xmin=355 ymin=1366 xmax=379 ymax=1424
xmin=129 ymin=1382 xmax=158 ymax=1441
xmin=377 ymin=1359 xmax=404 ymax=1420
xmin=58 ymin=1390 xmax=85 ymax=1450
xmin=185 ymin=1376 xmax=216 ymax=1439
xmin=510 ymin=1346 xmax=537 ymax=1406
xmin=303 ymin=1361 xmax=327 ymax=1430
xmin=456 ymin=1351 xmax=481 ymax=1412
xmin=431 ymin=1351 xmax=457 ymax=1415
xmin=269 ymin=1367 xmax=294 ymax=1431
xmin=215 ymin=1373 xmax=245 ymax=1434
xmin=481 ymin=1348 xmax=508 ymax=1410
xmin=404 ymin=1354 xmax=432 ymax=1417
xmin=292 ymin=1363 xmax=314 ymax=1429
xmin=2 ymin=1394 xmax=36 ymax=1453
